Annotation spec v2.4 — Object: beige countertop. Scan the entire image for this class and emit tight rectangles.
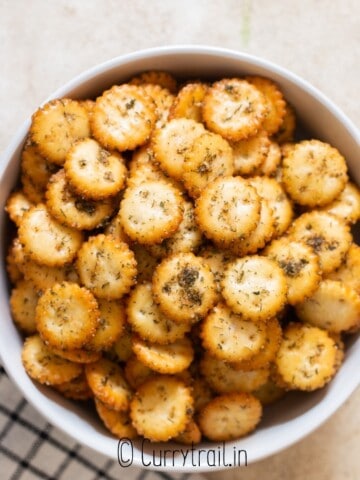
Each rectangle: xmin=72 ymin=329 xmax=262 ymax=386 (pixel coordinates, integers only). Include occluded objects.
xmin=1 ymin=1 xmax=359 ymax=479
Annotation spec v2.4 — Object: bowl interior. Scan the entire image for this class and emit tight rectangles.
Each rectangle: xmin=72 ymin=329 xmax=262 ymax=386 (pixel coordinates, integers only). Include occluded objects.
xmin=0 ymin=46 xmax=359 ymax=472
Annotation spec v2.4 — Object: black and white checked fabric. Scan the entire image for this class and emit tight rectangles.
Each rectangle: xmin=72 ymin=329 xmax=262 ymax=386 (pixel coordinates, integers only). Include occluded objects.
xmin=0 ymin=367 xmax=205 ymax=480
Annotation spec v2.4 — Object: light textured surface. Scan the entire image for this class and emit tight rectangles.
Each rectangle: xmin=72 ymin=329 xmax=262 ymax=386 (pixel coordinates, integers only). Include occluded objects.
xmin=0 ymin=1 xmax=359 ymax=479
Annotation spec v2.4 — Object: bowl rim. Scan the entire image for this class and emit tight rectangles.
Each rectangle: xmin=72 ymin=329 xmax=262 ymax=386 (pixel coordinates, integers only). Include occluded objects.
xmin=0 ymin=45 xmax=359 ymax=472
xmin=1 ymin=44 xmax=359 ymax=180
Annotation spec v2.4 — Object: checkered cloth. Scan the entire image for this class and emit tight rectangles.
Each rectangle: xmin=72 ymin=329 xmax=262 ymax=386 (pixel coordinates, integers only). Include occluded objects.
xmin=0 ymin=367 xmax=205 ymax=480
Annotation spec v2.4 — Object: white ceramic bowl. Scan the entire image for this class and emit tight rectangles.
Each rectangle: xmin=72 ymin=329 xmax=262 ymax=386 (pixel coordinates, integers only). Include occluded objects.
xmin=0 ymin=46 xmax=359 ymax=473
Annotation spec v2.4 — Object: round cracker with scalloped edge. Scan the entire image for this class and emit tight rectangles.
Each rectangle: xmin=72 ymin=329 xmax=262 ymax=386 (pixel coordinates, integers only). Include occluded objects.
xmin=195 ymin=176 xmax=261 ymax=245
xmin=202 ymin=78 xmax=266 ymax=141
xmin=46 ymin=170 xmax=115 ymax=230
xmin=231 ymin=131 xmax=271 ymax=176
xmin=76 ymin=234 xmax=137 ymax=299
xmin=272 ymin=101 xmax=296 ymax=144
xmin=248 ymin=176 xmax=293 ymax=237
xmin=10 ymin=279 xmax=39 ymax=335
xmin=245 ymin=76 xmax=286 ymax=135
xmin=30 ymin=99 xmax=90 ymax=166
xmin=141 ymin=84 xmax=175 ymax=129
xmin=20 ymin=141 xmax=59 ymax=203
xmin=88 ymin=299 xmax=126 ymax=351
xmin=95 ymin=398 xmax=138 ymax=439
xmin=91 ymin=84 xmax=156 ymax=151
xmin=200 ymin=303 xmax=266 ymax=362
xmin=252 ymin=140 xmax=282 ymax=177
xmin=22 ymin=335 xmax=82 ymax=385
xmin=64 ymin=138 xmax=127 ymax=200
xmin=147 ymin=199 xmax=203 ymax=259
xmin=282 ymin=139 xmax=348 ymax=207
xmin=182 ymin=131 xmax=234 ymax=198
xmin=128 ymin=143 xmax=156 ymax=173
xmin=152 ymin=252 xmax=217 ymax=324
xmin=221 ymin=256 xmax=287 ymax=322
xmin=127 ymin=283 xmax=191 ymax=344
xmin=322 ymin=182 xmax=360 ymax=224
xmin=198 ymin=245 xmax=235 ymax=299
xmin=288 ymin=211 xmax=352 ymax=275
xmin=229 ymin=199 xmax=275 ymax=256
xmin=129 ymin=70 xmax=178 ymax=93
xmin=119 ymin=179 xmax=184 ymax=245
xmin=275 ymin=322 xmax=339 ymax=391
xmin=132 ymin=336 xmax=194 ymax=374
xmin=151 ymin=118 xmax=205 ymax=180
xmin=18 ymin=204 xmax=83 ymax=267
xmin=130 ymin=376 xmax=193 ymax=442
xmin=198 ymin=392 xmax=262 ymax=441
xmin=36 ymin=281 xmax=100 ymax=350
xmin=326 ymin=244 xmax=360 ymax=293
xmin=264 ymin=237 xmax=321 ymax=305
xmin=295 ymin=279 xmax=360 ymax=333
xmin=127 ymin=147 xmax=156 ymax=180
xmin=85 ymin=358 xmax=132 ymax=411
xmin=169 ymin=81 xmax=208 ymax=122
xmin=200 ymin=352 xmax=269 ymax=394
xmin=5 ymin=191 xmax=33 ymax=227
xmin=234 ymin=317 xmax=282 ymax=371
